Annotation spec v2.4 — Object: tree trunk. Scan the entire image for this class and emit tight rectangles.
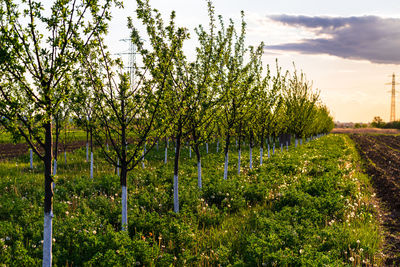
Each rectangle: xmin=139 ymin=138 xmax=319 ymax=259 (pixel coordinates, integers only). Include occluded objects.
xmin=223 ymin=133 xmax=230 ymax=180
xmin=260 ymin=133 xmax=264 ymax=166
xmin=164 ymin=137 xmax=168 ymax=164
xmin=43 ymin=121 xmax=53 ymax=267
xmin=194 ymin=143 xmax=202 ymax=189
xmin=120 ymin=165 xmax=128 ymax=231
xmin=90 ymin=128 xmax=93 ymax=179
xmin=238 ymin=134 xmax=241 ymax=175
xmin=249 ymin=133 xmax=253 ymax=170
xmin=173 ymin=129 xmax=182 ymax=213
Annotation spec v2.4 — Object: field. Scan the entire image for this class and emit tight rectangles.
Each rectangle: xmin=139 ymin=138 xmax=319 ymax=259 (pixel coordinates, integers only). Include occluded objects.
xmin=350 ymin=134 xmax=400 ymax=265
xmin=331 ymin=128 xmax=400 ymax=135
xmin=0 ymin=134 xmax=382 ymax=266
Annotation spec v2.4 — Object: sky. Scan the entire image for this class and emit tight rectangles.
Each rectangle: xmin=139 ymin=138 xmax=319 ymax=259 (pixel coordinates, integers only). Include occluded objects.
xmin=105 ymin=0 xmax=400 ymax=123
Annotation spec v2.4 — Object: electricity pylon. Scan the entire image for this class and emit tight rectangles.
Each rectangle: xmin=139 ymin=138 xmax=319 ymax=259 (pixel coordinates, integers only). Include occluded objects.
xmin=117 ymin=38 xmax=137 ymax=88
xmin=386 ymin=73 xmax=399 ymax=122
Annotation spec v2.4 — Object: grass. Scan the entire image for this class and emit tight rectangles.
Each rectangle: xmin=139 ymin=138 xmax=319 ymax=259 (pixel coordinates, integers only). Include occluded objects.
xmin=0 ymin=134 xmax=382 ymax=266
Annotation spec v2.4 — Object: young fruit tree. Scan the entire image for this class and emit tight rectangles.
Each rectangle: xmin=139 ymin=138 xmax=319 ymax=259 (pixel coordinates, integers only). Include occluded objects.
xmin=82 ymin=34 xmax=166 ymax=230
xmin=0 ymin=0 xmax=118 ymax=265
xmin=133 ymin=0 xmax=194 ymax=213
xmin=186 ymin=1 xmax=222 ymax=189
xmin=283 ymin=68 xmax=319 ymax=142
xmin=215 ymin=13 xmax=254 ymax=180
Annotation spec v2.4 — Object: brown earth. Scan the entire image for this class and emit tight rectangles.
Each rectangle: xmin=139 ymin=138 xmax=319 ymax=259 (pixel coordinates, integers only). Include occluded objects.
xmin=332 ymin=128 xmax=400 ymax=135
xmin=0 ymin=141 xmax=88 ymax=160
xmin=350 ymin=134 xmax=400 ymax=265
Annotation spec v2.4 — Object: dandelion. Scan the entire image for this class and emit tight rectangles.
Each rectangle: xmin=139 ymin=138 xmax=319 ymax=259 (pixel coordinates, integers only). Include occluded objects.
xmin=349 ymin=257 xmax=354 ymax=262
xmin=92 ymin=230 xmax=96 ymax=235
xmin=360 ymin=248 xmax=364 ymax=252
xmin=65 ymin=211 xmax=69 ymax=216
xmin=356 ymin=240 xmax=360 ymax=244
xmin=299 ymin=249 xmax=304 ymax=254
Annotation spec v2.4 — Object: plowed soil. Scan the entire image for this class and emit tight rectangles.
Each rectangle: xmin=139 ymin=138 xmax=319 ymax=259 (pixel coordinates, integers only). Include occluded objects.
xmin=0 ymin=141 xmax=87 ymax=160
xmin=350 ymin=134 xmax=400 ymax=265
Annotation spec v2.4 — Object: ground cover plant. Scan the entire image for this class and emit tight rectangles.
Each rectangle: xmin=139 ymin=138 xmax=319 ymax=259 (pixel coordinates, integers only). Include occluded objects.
xmin=0 ymin=134 xmax=382 ymax=265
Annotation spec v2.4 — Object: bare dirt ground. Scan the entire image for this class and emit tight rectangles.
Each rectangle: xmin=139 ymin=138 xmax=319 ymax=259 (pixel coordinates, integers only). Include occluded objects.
xmin=0 ymin=141 xmax=88 ymax=160
xmin=332 ymin=128 xmax=400 ymax=134
xmin=350 ymin=134 xmax=400 ymax=265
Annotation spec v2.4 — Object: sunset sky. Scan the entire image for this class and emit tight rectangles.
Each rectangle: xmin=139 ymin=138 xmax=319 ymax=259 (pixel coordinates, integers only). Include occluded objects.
xmin=106 ymin=0 xmax=400 ymax=123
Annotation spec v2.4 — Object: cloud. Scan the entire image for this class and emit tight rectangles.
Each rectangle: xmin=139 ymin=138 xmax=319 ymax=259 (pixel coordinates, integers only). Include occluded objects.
xmin=265 ymin=15 xmax=400 ymax=64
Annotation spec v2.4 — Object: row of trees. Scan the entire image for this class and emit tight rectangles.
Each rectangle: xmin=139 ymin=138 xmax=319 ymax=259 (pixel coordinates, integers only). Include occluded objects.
xmin=0 ymin=0 xmax=333 ymax=265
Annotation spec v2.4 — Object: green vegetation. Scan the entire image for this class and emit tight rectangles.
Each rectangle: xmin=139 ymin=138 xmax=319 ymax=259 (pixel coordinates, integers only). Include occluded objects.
xmin=0 ymin=134 xmax=381 ymax=265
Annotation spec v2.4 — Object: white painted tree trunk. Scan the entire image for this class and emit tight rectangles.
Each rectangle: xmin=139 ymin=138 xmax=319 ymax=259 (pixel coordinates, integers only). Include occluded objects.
xmin=122 ymin=185 xmax=127 ymax=231
xmin=295 ymin=139 xmax=298 ymax=148
xmin=164 ymin=147 xmax=168 ymax=164
xmin=249 ymin=146 xmax=253 ymax=169
xmin=42 ymin=211 xmax=53 ymax=267
xmin=64 ymin=151 xmax=67 ymax=164
xmin=53 ymin=159 xmax=57 ymax=176
xmin=217 ymin=140 xmax=219 ymax=152
xmin=173 ymin=174 xmax=179 ymax=213
xmin=300 ymin=139 xmax=303 ymax=145
xmin=117 ymin=159 xmax=120 ymax=176
xmin=268 ymin=144 xmax=270 ymax=158
xmin=142 ymin=150 xmax=145 ymax=169
xmin=238 ymin=149 xmax=241 ymax=174
xmin=223 ymin=152 xmax=229 ymax=180
xmin=86 ymin=143 xmax=89 ymax=162
xmin=30 ymin=149 xmax=33 ymax=169
xmin=260 ymin=147 xmax=263 ymax=165
xmin=286 ymin=141 xmax=289 ymax=151
xmin=106 ymin=143 xmax=109 ymax=151
xmin=280 ymin=143 xmax=283 ymax=153
xmin=197 ymin=160 xmax=202 ymax=188
xmin=206 ymin=143 xmax=208 ymax=154
xmin=90 ymin=152 xmax=93 ymax=179
xmin=189 ymin=146 xmax=191 ymax=158
xmin=156 ymin=141 xmax=159 ymax=151
xmin=142 ymin=144 xmax=146 ymax=169
xmin=273 ymin=143 xmax=275 ymax=155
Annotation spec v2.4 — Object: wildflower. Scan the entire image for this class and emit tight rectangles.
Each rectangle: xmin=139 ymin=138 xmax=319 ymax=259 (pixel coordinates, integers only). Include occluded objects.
xmin=360 ymin=248 xmax=364 ymax=252
xmin=92 ymin=230 xmax=97 ymax=235
xmin=65 ymin=211 xmax=69 ymax=216
xmin=356 ymin=240 xmax=360 ymax=244
xmin=349 ymin=257 xmax=354 ymax=262
xmin=299 ymin=249 xmax=304 ymax=254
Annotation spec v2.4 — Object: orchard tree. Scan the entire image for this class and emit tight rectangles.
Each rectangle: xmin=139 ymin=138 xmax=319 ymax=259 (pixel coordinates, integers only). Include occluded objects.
xmin=187 ymin=1 xmax=222 ymax=188
xmin=0 ymin=0 xmax=119 ymax=265
xmin=283 ymin=68 xmax=319 ymax=143
xmin=215 ymin=12 xmax=254 ymax=180
xmin=133 ymin=0 xmax=191 ymax=213
xmin=82 ymin=34 xmax=167 ymax=230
